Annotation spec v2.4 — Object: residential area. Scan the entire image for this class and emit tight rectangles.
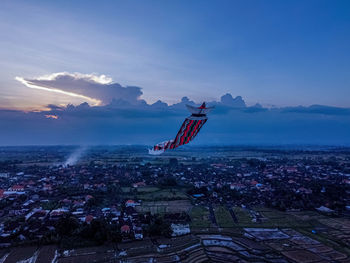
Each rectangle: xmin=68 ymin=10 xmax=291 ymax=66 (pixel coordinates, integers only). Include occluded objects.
xmin=0 ymin=146 xmax=349 ymax=262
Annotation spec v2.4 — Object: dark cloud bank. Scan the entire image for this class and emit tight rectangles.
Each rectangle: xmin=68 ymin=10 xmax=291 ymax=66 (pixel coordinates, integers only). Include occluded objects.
xmin=1 ymin=94 xmax=349 ymax=146
xmin=3 ymin=73 xmax=350 ymax=146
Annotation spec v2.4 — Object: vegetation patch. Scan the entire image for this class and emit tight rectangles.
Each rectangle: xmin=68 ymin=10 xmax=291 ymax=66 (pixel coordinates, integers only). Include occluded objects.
xmin=190 ymin=206 xmax=211 ymax=228
xmin=214 ymin=206 xmax=235 ymax=228
xmin=136 ymin=200 xmax=192 ymax=214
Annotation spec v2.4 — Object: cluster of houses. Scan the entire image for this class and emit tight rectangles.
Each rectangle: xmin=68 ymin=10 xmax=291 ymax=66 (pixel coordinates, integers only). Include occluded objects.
xmin=0 ymin=151 xmax=349 ymax=246
xmin=182 ymin=158 xmax=349 ymax=212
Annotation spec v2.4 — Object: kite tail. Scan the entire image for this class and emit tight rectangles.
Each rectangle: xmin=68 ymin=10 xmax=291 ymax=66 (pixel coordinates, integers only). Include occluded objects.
xmin=148 ymin=148 xmax=165 ymax=155
xmin=149 ymin=140 xmax=174 ymax=155
xmin=150 ymin=116 xmax=207 ymax=154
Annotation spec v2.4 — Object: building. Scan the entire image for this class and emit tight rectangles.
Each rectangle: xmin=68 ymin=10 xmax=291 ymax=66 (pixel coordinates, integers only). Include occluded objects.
xmin=125 ymin=200 xmax=138 ymax=207
xmin=121 ymin=225 xmax=130 ymax=234
xmin=8 ymin=185 xmax=24 ymax=192
xmin=171 ymin=223 xmax=190 ymax=236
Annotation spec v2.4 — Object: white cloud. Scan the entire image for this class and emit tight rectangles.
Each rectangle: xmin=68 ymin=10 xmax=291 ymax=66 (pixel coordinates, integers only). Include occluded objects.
xmin=15 ymin=76 xmax=102 ymax=106
xmin=16 ymin=72 xmax=143 ymax=105
xmin=36 ymin=72 xmax=113 ymax=84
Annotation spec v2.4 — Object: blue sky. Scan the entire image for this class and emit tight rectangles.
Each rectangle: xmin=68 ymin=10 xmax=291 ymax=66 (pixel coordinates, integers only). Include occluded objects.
xmin=1 ymin=0 xmax=350 ymax=109
xmin=0 ymin=1 xmax=350 ymax=146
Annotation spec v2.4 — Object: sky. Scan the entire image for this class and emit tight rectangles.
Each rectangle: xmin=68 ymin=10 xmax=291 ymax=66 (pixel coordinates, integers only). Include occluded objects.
xmin=0 ymin=0 xmax=350 ymax=146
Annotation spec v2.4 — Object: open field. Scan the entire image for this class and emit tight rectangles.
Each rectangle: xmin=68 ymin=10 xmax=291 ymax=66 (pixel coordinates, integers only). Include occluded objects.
xmin=121 ymin=186 xmax=160 ymax=193
xmin=136 ymin=199 xmax=192 ymax=214
xmin=135 ymin=186 xmax=160 ymax=193
xmin=214 ymin=206 xmax=235 ymax=228
xmin=121 ymin=186 xmax=189 ymax=201
xmin=189 ymin=206 xmax=211 ymax=228
xmin=233 ymin=207 xmax=252 ymax=225
xmin=3 ymin=246 xmax=37 ymax=263
xmin=135 ymin=188 xmax=189 ymax=201
xmin=232 ymin=206 xmax=318 ymax=228
xmin=1 ymin=212 xmax=350 ymax=262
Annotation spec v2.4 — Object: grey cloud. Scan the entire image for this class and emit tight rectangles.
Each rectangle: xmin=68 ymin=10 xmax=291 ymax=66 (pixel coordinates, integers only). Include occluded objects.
xmin=4 ymin=72 xmax=350 ymax=146
xmin=0 ymin=94 xmax=350 ymax=146
xmin=281 ymin=105 xmax=350 ymax=115
xmin=220 ymin=94 xmax=246 ymax=108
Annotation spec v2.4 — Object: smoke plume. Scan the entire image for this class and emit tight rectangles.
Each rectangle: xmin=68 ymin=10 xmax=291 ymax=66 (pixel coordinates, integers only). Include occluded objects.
xmin=64 ymin=146 xmax=88 ymax=166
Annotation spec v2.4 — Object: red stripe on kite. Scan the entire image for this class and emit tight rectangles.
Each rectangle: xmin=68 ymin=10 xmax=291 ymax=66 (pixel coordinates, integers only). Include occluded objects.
xmin=180 ymin=120 xmax=193 ymax=145
xmin=185 ymin=120 xmax=201 ymax=144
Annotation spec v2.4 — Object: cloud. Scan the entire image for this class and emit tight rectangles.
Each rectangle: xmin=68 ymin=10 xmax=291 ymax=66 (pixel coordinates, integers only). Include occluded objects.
xmin=0 ymin=95 xmax=350 ymax=146
xmin=16 ymin=72 xmax=143 ymax=106
xmin=281 ymin=105 xmax=350 ymax=115
xmin=45 ymin=114 xmax=59 ymax=119
xmin=5 ymin=71 xmax=350 ymax=146
xmin=15 ymin=76 xmax=102 ymax=106
xmin=220 ymin=94 xmax=246 ymax=108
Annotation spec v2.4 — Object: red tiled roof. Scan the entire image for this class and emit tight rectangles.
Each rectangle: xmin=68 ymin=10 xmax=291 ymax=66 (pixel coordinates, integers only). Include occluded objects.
xmin=121 ymin=225 xmax=130 ymax=232
xmin=85 ymin=215 xmax=94 ymax=223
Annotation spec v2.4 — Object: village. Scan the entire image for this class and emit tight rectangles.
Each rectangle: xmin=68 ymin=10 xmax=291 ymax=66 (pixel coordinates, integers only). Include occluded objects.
xmin=0 ymin=146 xmax=349 ymax=262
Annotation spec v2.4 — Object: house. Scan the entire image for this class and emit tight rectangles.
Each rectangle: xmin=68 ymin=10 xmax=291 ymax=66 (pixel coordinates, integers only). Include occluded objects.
xmin=9 ymin=185 xmax=24 ymax=192
xmin=73 ymin=200 xmax=85 ymax=207
xmin=72 ymin=208 xmax=84 ymax=216
xmin=102 ymin=207 xmax=110 ymax=214
xmin=61 ymin=199 xmax=72 ymax=206
xmin=286 ymin=166 xmax=298 ymax=173
xmin=125 ymin=207 xmax=138 ymax=218
xmin=251 ymin=180 xmax=258 ymax=186
xmin=133 ymin=226 xmax=143 ymax=240
xmin=22 ymin=200 xmax=35 ymax=207
xmin=121 ymin=225 xmax=130 ymax=234
xmin=171 ymin=223 xmax=190 ymax=236
xmin=0 ymin=173 xmax=9 ymax=178
xmin=297 ymin=187 xmax=312 ymax=194
xmin=43 ymin=184 xmax=52 ymax=191
xmin=125 ymin=200 xmax=138 ymax=207
xmin=230 ymin=183 xmax=245 ymax=190
xmin=25 ymin=209 xmax=48 ymax=221
xmin=316 ymin=206 xmax=334 ymax=215
xmin=85 ymin=215 xmax=94 ymax=224
xmin=50 ymin=209 xmax=68 ymax=220
xmin=132 ymin=182 xmax=146 ymax=188
xmin=85 ymin=195 xmax=94 ymax=201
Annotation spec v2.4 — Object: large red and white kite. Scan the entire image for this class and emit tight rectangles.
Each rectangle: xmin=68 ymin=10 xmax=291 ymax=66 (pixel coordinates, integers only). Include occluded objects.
xmin=149 ymin=102 xmax=214 ymax=154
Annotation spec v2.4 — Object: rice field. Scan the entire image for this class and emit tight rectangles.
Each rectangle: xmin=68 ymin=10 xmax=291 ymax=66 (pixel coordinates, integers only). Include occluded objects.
xmin=190 ymin=206 xmax=211 ymax=228
xmin=136 ymin=199 xmax=192 ymax=214
xmin=214 ymin=206 xmax=235 ymax=228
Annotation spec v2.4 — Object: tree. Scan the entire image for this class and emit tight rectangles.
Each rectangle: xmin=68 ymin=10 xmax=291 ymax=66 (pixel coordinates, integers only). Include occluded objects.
xmin=148 ymin=216 xmax=172 ymax=237
xmin=56 ymin=215 xmax=79 ymax=237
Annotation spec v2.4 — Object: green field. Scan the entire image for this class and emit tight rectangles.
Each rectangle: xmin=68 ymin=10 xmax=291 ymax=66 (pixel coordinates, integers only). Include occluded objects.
xmin=121 ymin=186 xmax=189 ymax=201
xmin=136 ymin=200 xmax=192 ymax=214
xmin=233 ymin=207 xmax=252 ymax=225
xmin=121 ymin=187 xmax=131 ymax=193
xmin=256 ymin=207 xmax=317 ymax=228
xmin=214 ymin=206 xmax=235 ymax=228
xmin=231 ymin=206 xmax=317 ymax=228
xmin=135 ymin=188 xmax=188 ymax=201
xmin=190 ymin=206 xmax=211 ymax=228
xmin=136 ymin=186 xmax=160 ymax=193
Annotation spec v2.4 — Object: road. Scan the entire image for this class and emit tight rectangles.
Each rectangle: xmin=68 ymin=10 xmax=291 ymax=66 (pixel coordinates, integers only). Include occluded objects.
xmin=208 ymin=204 xmax=218 ymax=227
xmin=226 ymin=204 xmax=238 ymax=223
